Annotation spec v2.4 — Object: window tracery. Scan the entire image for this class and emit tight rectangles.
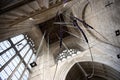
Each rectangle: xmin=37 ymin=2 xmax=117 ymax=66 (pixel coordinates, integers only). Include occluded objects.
xmin=56 ymin=49 xmax=81 ymax=62
xmin=0 ymin=34 xmax=36 ymax=80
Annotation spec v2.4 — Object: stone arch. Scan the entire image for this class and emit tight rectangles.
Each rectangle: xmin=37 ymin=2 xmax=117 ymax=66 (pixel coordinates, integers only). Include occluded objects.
xmin=54 ymin=47 xmax=120 ymax=80
xmin=65 ymin=61 xmax=120 ymax=80
xmin=52 ymin=40 xmax=85 ymax=62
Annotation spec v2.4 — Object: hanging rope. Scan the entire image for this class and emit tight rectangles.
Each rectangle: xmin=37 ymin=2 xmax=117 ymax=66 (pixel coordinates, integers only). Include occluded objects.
xmin=53 ymin=12 xmax=64 ymax=80
xmin=59 ymin=39 xmax=89 ymax=80
xmin=59 ymin=13 xmax=63 ymax=48
xmin=59 ymin=13 xmax=120 ymax=48
xmin=87 ymin=43 xmax=94 ymax=79
xmin=72 ymin=18 xmax=94 ymax=79
xmin=54 ymin=10 xmax=95 ymax=78
xmin=72 ymin=19 xmax=88 ymax=43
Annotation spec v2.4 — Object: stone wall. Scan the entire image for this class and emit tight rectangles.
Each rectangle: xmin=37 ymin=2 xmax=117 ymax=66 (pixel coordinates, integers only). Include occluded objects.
xmin=29 ymin=0 xmax=120 ymax=80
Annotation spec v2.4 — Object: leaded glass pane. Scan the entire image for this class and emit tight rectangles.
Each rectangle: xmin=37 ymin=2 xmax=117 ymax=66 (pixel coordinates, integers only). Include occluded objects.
xmin=11 ymin=34 xmax=24 ymax=44
xmin=0 ymin=70 xmax=9 ymax=79
xmin=3 ymin=40 xmax=11 ymax=48
xmin=0 ymin=42 xmax=7 ymax=52
xmin=0 ymin=56 xmax=5 ymax=67
xmin=8 ymin=62 xmax=15 ymax=71
xmin=24 ymin=49 xmax=32 ymax=64
xmin=11 ymin=74 xmax=18 ymax=80
xmin=0 ymin=34 xmax=36 ymax=80
xmin=15 ymin=39 xmax=27 ymax=51
xmin=9 ymin=48 xmax=16 ymax=56
xmin=20 ymin=45 xmax=30 ymax=57
xmin=4 ymin=66 xmax=12 ymax=76
xmin=14 ymin=70 xmax=21 ymax=79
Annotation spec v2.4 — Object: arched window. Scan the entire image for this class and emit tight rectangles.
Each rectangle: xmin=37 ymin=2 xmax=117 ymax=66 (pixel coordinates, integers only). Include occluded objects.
xmin=0 ymin=34 xmax=36 ymax=80
xmin=56 ymin=49 xmax=81 ymax=63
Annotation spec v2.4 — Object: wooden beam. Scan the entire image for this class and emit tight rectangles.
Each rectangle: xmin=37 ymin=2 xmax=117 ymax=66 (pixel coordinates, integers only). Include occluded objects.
xmin=0 ymin=0 xmax=35 ymax=14
xmin=9 ymin=2 xmax=63 ymax=26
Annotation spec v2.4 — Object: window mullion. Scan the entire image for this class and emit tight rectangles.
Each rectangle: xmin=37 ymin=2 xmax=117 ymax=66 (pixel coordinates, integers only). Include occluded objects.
xmin=18 ymin=53 xmax=30 ymax=69
xmin=19 ymin=53 xmax=33 ymax=80
xmin=15 ymin=38 xmax=24 ymax=45
xmin=0 ymin=46 xmax=12 ymax=56
xmin=0 ymin=53 xmax=17 ymax=72
xmin=25 ymin=37 xmax=36 ymax=70
xmin=0 ymin=34 xmax=36 ymax=80
xmin=8 ymin=38 xmax=29 ymax=67
xmin=19 ymin=43 xmax=28 ymax=52
xmin=7 ymin=47 xmax=31 ymax=80
xmin=7 ymin=38 xmax=30 ymax=80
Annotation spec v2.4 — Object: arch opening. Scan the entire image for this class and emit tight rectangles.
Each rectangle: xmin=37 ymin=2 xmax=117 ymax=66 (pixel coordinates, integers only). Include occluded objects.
xmin=65 ymin=62 xmax=120 ymax=80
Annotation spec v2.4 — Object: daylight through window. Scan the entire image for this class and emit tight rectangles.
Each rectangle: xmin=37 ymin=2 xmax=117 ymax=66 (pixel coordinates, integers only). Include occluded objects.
xmin=56 ymin=49 xmax=81 ymax=63
xmin=0 ymin=34 xmax=36 ymax=80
